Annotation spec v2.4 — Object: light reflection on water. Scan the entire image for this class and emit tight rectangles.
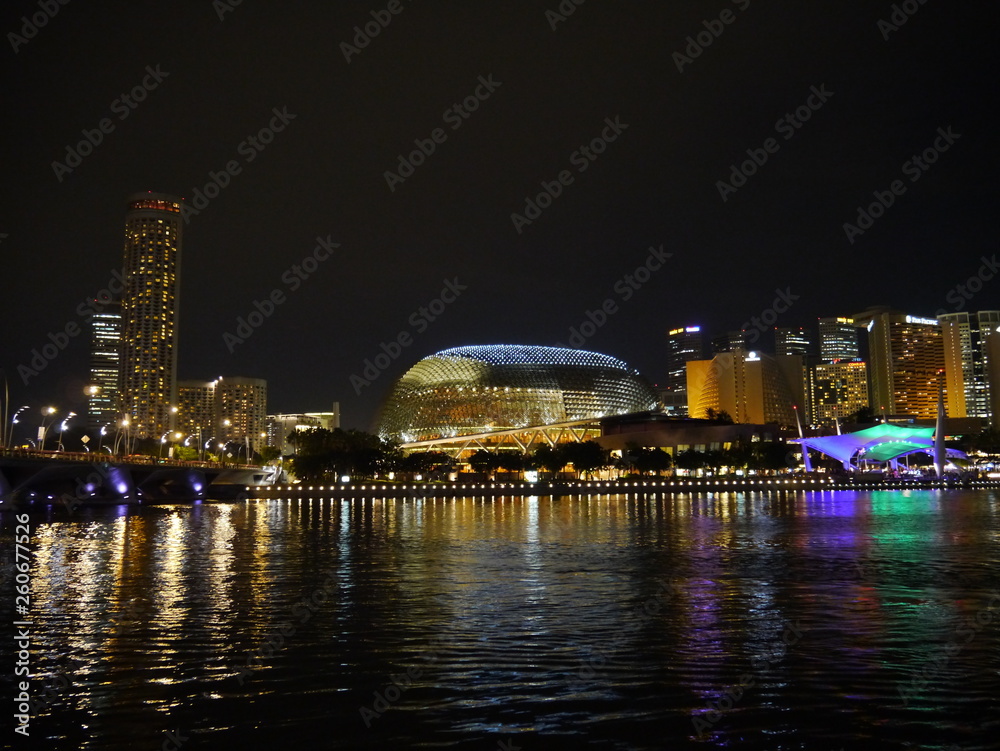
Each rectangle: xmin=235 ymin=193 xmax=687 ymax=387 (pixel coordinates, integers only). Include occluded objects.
xmin=3 ymin=489 xmax=999 ymax=750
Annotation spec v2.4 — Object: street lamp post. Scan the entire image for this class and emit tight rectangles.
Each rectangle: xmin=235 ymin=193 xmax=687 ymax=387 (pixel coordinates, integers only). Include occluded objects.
xmin=8 ymin=405 xmax=29 ymax=449
xmin=58 ymin=412 xmax=76 ymax=452
xmin=116 ymin=419 xmax=130 ymax=456
xmin=169 ymin=432 xmax=183 ymax=460
xmin=38 ymin=407 xmax=57 ymax=451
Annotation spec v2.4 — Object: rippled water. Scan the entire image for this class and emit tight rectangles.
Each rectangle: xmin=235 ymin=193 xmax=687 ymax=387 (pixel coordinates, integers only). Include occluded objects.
xmin=3 ymin=490 xmax=999 ymax=750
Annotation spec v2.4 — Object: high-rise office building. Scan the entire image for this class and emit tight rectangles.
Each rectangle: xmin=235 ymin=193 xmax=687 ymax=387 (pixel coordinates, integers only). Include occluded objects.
xmin=775 ymin=327 xmax=812 ymax=357
xmin=712 ymin=331 xmax=746 ymax=354
xmin=665 ymin=326 xmax=703 ymax=415
xmin=87 ymin=300 xmax=122 ymax=429
xmin=818 ymin=317 xmax=860 ymax=363
xmin=120 ymin=193 xmax=183 ymax=439
xmin=939 ymin=311 xmax=1000 ymax=419
xmin=810 ymin=361 xmax=869 ymax=425
xmin=854 ymin=307 xmax=945 ymax=418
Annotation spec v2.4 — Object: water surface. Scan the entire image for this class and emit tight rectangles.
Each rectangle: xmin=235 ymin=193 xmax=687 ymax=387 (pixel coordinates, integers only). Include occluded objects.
xmin=3 ymin=489 xmax=999 ymax=750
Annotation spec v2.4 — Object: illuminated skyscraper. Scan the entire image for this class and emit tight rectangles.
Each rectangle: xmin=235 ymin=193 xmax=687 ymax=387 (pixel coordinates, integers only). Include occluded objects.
xmin=120 ymin=193 xmax=183 ymax=439
xmin=810 ymin=361 xmax=869 ymax=425
xmin=686 ymin=350 xmax=801 ymax=426
xmin=774 ymin=327 xmax=812 ymax=357
xmin=665 ymin=326 xmax=703 ymax=415
xmin=854 ymin=307 xmax=945 ymax=419
xmin=87 ymin=300 xmax=122 ymax=428
xmin=818 ymin=317 xmax=860 ymax=363
xmin=939 ymin=311 xmax=1000 ymax=419
xmin=712 ymin=330 xmax=746 ymax=354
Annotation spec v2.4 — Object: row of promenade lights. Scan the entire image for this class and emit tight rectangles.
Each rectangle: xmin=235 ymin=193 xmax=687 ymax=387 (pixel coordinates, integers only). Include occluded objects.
xmin=4 ymin=406 xmax=260 ymax=463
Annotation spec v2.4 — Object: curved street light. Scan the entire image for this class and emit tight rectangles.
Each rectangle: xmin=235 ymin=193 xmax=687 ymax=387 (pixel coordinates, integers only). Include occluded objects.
xmin=39 ymin=407 xmax=58 ymax=451
xmin=58 ymin=412 xmax=76 ymax=452
xmin=7 ymin=405 xmax=29 ymax=448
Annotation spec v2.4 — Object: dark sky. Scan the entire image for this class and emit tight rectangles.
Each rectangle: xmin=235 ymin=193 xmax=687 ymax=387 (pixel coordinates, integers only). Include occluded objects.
xmin=1 ymin=0 xmax=996 ymax=430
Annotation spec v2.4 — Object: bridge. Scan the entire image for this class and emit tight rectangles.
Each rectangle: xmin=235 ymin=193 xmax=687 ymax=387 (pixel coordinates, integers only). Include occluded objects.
xmin=0 ymin=450 xmax=274 ymax=509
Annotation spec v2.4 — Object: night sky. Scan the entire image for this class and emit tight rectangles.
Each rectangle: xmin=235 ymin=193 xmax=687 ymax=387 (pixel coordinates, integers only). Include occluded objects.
xmin=1 ymin=0 xmax=996 ymax=431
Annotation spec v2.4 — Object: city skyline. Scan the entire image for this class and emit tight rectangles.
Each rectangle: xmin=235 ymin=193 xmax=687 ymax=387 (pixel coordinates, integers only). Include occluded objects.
xmin=1 ymin=1 xmax=995 ymax=431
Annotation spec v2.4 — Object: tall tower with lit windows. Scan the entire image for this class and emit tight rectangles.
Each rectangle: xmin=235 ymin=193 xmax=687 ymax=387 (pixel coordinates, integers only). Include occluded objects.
xmin=87 ymin=300 xmax=122 ymax=429
xmin=120 ymin=192 xmax=183 ymax=439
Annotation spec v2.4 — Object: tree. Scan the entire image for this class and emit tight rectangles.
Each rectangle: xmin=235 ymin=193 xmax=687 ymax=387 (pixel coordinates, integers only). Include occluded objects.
xmin=705 ymin=408 xmax=734 ymax=424
xmin=723 ymin=442 xmax=748 ymax=471
xmin=258 ymin=445 xmax=281 ymax=463
xmin=675 ymin=449 xmax=706 ymax=474
xmin=468 ymin=449 xmax=501 ymax=477
xmin=496 ymin=452 xmax=526 ymax=475
xmin=703 ymin=449 xmax=727 ymax=475
xmin=624 ymin=443 xmax=673 ymax=476
xmin=532 ymin=444 xmax=566 ymax=476
xmin=750 ymin=441 xmax=792 ymax=473
xmin=637 ymin=447 xmax=673 ymax=476
xmin=561 ymin=440 xmax=609 ymax=479
xmin=288 ymin=427 xmax=400 ymax=481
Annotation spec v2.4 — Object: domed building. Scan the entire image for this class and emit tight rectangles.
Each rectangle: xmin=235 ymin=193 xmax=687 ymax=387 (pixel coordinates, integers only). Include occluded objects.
xmin=376 ymin=345 xmax=660 ymax=445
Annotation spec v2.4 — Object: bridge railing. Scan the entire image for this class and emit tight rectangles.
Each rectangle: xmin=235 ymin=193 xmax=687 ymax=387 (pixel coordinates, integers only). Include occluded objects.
xmin=0 ymin=447 xmax=261 ymax=470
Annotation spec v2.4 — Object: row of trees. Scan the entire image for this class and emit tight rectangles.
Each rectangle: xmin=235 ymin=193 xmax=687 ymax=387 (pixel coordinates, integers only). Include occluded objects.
xmin=285 ymin=428 xmax=805 ymax=482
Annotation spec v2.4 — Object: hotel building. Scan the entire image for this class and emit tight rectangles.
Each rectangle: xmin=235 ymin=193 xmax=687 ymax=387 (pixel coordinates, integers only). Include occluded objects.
xmin=855 ymin=307 xmax=945 ymax=419
xmin=686 ymin=350 xmax=802 ymax=426
xmin=120 ymin=193 xmax=183 ymax=439
xmin=810 ymin=361 xmax=869 ymax=425
xmin=177 ymin=377 xmax=269 ymax=453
